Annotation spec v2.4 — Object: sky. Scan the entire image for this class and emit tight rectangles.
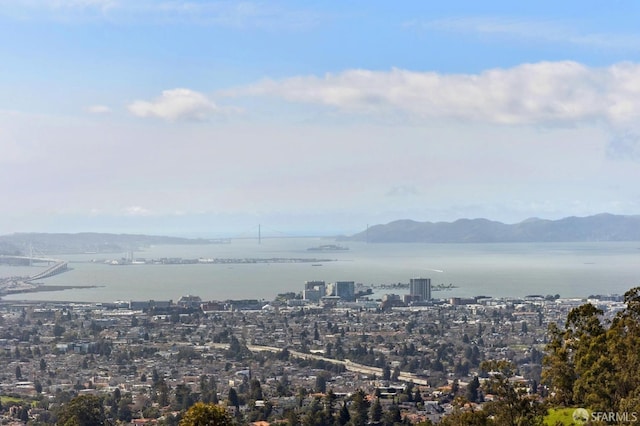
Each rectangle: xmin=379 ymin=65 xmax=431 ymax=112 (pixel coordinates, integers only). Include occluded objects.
xmin=1 ymin=0 xmax=640 ymax=237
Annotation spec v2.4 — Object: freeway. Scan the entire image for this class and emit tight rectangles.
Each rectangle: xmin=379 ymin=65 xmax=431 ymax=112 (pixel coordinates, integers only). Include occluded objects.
xmin=209 ymin=343 xmax=428 ymax=386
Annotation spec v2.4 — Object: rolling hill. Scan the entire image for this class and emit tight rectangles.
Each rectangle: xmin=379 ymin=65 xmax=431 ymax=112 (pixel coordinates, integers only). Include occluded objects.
xmin=343 ymin=213 xmax=640 ymax=243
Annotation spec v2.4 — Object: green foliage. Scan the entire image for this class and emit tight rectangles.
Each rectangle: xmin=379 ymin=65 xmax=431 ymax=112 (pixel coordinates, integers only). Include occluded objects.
xmin=334 ymin=402 xmax=348 ymax=426
xmin=179 ymin=402 xmax=232 ymax=426
xmin=370 ymin=398 xmax=383 ymax=423
xmin=249 ymin=378 xmax=264 ymax=401
xmin=56 ymin=394 xmax=106 ymax=426
xmin=543 ymin=287 xmax=640 ymax=414
xmin=228 ymin=387 xmax=239 ymax=408
xmin=301 ymin=397 xmax=331 ymax=426
xmin=479 ymin=360 xmax=546 ymax=425
xmin=381 ymin=404 xmax=400 ymax=426
xmin=543 ymin=408 xmax=582 ymax=426
xmin=349 ymin=389 xmax=370 ymax=426
xmin=439 ymin=409 xmax=490 ymax=425
xmin=466 ymin=376 xmax=480 ymax=403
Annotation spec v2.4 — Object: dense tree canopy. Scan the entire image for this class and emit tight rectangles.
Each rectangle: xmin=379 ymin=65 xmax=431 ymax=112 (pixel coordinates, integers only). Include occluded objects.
xmin=56 ymin=394 xmax=106 ymax=426
xmin=543 ymin=286 xmax=640 ymax=413
xmin=179 ymin=402 xmax=232 ymax=426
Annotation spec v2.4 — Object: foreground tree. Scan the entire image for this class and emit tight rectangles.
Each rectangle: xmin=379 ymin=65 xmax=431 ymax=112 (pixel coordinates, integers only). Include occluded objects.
xmin=179 ymin=402 xmax=232 ymax=426
xmin=57 ymin=394 xmax=106 ymax=426
xmin=480 ymin=360 xmax=545 ymax=426
xmin=439 ymin=409 xmax=489 ymax=426
xmin=543 ymin=287 xmax=640 ymax=413
xmin=349 ymin=389 xmax=370 ymax=426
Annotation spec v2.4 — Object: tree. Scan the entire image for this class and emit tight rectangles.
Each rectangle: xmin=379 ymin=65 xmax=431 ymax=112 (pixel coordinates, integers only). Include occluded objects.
xmin=391 ymin=366 xmax=400 ymax=381
xmin=57 ymin=394 xmax=106 ymax=426
xmin=337 ymin=402 xmax=350 ymax=426
xmin=413 ymin=388 xmax=423 ymax=405
xmin=301 ymin=397 xmax=328 ymax=426
xmin=466 ymin=376 xmax=480 ymax=403
xmin=17 ymin=406 xmax=29 ymax=422
xmin=117 ymin=397 xmax=133 ymax=422
xmin=439 ymin=409 xmax=489 ymax=426
xmin=480 ymin=360 xmax=546 ymax=425
xmin=249 ymin=378 xmax=264 ymax=401
xmin=349 ymin=389 xmax=369 ymax=426
xmin=314 ymin=375 xmax=327 ymax=393
xmin=370 ymin=398 xmax=383 ymax=423
xmin=277 ymin=374 xmax=291 ymax=397
xmin=542 ymin=322 xmax=576 ymax=406
xmin=543 ymin=287 xmax=640 ymax=414
xmin=175 ymin=384 xmax=195 ymax=411
xmin=154 ymin=378 xmax=170 ymax=407
xmin=285 ymin=408 xmax=299 ymax=426
xmin=324 ymin=389 xmax=337 ymax=420
xmin=603 ymin=287 xmax=640 ymax=413
xmin=228 ymin=387 xmax=239 ymax=410
xmin=53 ymin=323 xmax=66 ymax=338
xmin=201 ymin=376 xmax=219 ymax=404
xmin=382 ymin=365 xmax=391 ymax=381
xmin=179 ymin=402 xmax=232 ymax=426
xmin=381 ymin=404 xmax=401 ymax=426
xmin=543 ymin=302 xmax=614 ymax=411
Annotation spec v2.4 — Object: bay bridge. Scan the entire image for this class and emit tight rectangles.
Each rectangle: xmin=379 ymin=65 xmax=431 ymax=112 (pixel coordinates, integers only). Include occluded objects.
xmin=0 ymin=255 xmax=69 ymax=282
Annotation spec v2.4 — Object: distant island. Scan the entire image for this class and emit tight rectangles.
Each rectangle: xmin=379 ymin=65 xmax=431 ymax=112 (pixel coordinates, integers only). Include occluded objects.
xmin=342 ymin=213 xmax=640 ymax=243
xmin=306 ymin=244 xmax=349 ymax=252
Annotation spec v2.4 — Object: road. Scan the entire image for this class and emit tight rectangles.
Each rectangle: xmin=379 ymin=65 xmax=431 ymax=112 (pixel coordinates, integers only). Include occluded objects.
xmin=209 ymin=343 xmax=428 ymax=386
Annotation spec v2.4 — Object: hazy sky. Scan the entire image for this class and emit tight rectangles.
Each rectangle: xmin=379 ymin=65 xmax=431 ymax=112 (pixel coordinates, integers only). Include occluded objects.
xmin=2 ymin=1 xmax=640 ymax=236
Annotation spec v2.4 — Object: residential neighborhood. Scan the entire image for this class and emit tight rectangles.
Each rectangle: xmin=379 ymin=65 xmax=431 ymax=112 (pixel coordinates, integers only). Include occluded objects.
xmin=0 ymin=288 xmax=625 ymax=425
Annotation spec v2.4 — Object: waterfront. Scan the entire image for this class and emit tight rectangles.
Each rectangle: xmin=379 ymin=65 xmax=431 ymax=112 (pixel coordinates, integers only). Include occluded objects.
xmin=1 ymin=238 xmax=639 ymax=302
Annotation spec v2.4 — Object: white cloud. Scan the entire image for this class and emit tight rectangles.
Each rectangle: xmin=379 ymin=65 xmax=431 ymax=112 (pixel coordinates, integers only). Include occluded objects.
xmin=1 ymin=1 xmax=320 ymax=29
xmin=87 ymin=104 xmax=112 ymax=114
xmin=236 ymin=61 xmax=640 ymax=127
xmin=128 ymin=88 xmax=218 ymax=121
xmin=123 ymin=206 xmax=151 ymax=216
xmin=409 ymin=17 xmax=640 ymax=51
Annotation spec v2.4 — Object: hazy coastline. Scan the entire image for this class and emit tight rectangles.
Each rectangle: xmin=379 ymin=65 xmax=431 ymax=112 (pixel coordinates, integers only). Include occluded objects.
xmin=1 ymin=239 xmax=638 ymax=303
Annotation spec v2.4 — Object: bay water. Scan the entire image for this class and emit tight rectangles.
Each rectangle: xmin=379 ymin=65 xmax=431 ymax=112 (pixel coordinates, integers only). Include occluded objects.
xmin=1 ymin=239 xmax=639 ymax=303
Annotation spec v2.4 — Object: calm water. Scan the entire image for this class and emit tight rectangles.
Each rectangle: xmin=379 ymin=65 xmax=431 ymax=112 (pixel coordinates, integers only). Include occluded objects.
xmin=1 ymin=239 xmax=639 ymax=303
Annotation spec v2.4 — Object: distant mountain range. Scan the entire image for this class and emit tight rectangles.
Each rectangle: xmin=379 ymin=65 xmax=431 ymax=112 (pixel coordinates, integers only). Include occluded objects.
xmin=342 ymin=213 xmax=640 ymax=243
xmin=1 ymin=213 xmax=639 ymax=255
xmin=0 ymin=232 xmax=210 ymax=255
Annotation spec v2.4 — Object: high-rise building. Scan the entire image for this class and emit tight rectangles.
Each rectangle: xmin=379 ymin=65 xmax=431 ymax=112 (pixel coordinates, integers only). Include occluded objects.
xmin=303 ymin=289 xmax=322 ymax=302
xmin=334 ymin=281 xmax=355 ymax=302
xmin=305 ymin=280 xmax=326 ymax=297
xmin=409 ymin=278 xmax=431 ymax=301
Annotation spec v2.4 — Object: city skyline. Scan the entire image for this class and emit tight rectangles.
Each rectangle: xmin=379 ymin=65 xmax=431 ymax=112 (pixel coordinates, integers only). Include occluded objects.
xmin=2 ymin=1 xmax=640 ymax=236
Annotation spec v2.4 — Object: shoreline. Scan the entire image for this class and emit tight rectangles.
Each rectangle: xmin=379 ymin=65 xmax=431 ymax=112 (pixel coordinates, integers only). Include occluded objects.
xmin=1 ymin=284 xmax=102 ymax=297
